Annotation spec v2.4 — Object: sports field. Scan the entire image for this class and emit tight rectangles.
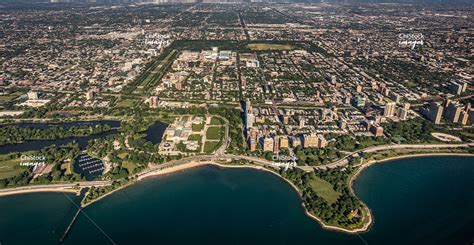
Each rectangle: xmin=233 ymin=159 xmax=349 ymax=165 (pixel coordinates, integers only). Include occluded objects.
xmin=247 ymin=43 xmax=294 ymax=51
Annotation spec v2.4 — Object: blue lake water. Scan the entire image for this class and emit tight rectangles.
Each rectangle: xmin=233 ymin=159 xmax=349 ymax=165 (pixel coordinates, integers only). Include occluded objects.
xmin=0 ymin=156 xmax=472 ymax=245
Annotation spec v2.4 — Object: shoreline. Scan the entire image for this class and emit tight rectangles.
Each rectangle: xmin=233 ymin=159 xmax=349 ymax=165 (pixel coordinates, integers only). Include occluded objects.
xmin=0 ymin=186 xmax=79 ymax=197
xmin=82 ymin=160 xmax=374 ymax=234
xmin=2 ymin=152 xmax=473 ymax=233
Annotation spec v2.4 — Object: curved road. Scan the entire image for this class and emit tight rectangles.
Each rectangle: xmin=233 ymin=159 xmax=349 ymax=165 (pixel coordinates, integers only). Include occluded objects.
xmin=1 ymin=138 xmax=472 ymax=195
xmin=0 ymin=181 xmax=111 ymax=197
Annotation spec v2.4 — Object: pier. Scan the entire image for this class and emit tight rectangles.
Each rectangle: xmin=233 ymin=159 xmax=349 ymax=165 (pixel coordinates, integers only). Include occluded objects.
xmin=59 ymin=208 xmax=82 ymax=243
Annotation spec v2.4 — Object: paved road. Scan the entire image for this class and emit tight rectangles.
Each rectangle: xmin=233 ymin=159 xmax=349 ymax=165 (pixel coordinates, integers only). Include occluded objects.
xmin=216 ymin=116 xmax=230 ymax=155
xmin=2 ymin=141 xmax=472 ymax=195
xmin=315 ymin=142 xmax=474 ymax=170
xmin=0 ymin=181 xmax=111 ymax=196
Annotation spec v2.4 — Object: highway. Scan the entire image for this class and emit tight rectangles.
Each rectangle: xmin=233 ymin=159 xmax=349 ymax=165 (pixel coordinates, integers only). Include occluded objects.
xmin=1 ymin=134 xmax=473 ymax=195
xmin=315 ymin=142 xmax=474 ymax=169
xmin=0 ymin=181 xmax=111 ymax=197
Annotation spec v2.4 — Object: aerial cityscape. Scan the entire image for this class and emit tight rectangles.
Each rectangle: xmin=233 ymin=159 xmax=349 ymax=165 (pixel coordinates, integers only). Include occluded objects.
xmin=0 ymin=1 xmax=473 ymax=244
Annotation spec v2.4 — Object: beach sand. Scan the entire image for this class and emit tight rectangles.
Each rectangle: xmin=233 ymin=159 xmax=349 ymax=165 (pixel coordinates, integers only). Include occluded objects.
xmin=0 ymin=187 xmax=79 ymax=197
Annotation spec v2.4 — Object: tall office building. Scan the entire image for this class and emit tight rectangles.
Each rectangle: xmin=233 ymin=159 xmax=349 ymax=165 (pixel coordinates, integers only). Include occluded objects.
xmin=245 ymin=99 xmax=254 ymax=130
xmin=389 ymin=92 xmax=401 ymax=103
xmin=460 ymin=111 xmax=469 ymax=125
xmin=279 ymin=137 xmax=289 ymax=149
xmin=449 ymin=81 xmax=467 ymax=95
xmin=398 ymin=108 xmax=409 ymax=120
xmin=249 ymin=128 xmax=258 ymax=141
xmin=273 ymin=138 xmax=280 ymax=153
xmin=249 ymin=139 xmax=257 ymax=152
xmin=468 ymin=109 xmax=474 ymax=125
xmin=338 ymin=120 xmax=347 ymax=129
xmin=403 ymin=103 xmax=411 ymax=111
xmin=465 ymin=103 xmax=472 ymax=111
xmin=149 ymin=96 xmax=158 ymax=108
xmin=383 ymin=101 xmax=396 ymax=117
xmin=428 ymin=101 xmax=443 ymax=124
xmin=445 ymin=103 xmax=462 ymax=123
xmin=245 ymin=99 xmax=252 ymax=114
xmin=299 ymin=118 xmax=305 ymax=129
xmin=246 ymin=113 xmax=254 ymax=129
xmin=27 ymin=91 xmax=38 ymax=100
xmin=263 ymin=137 xmax=274 ymax=152
xmin=303 ymin=133 xmax=319 ymax=148
xmin=291 ymin=136 xmax=301 ymax=148
xmin=317 ymin=135 xmax=327 ymax=148
xmin=370 ymin=125 xmax=384 ymax=137
xmin=86 ymin=90 xmax=94 ymax=100
xmin=443 ymin=99 xmax=451 ymax=108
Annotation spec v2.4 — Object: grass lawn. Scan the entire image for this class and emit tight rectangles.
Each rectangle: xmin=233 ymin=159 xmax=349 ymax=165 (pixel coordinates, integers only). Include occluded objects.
xmin=0 ymin=154 xmax=27 ymax=180
xmin=210 ymin=117 xmax=223 ymax=125
xmin=247 ymin=43 xmax=294 ymax=51
xmin=0 ymin=91 xmax=23 ymax=102
xmin=122 ymin=161 xmax=138 ymax=174
xmin=0 ymin=95 xmax=18 ymax=102
xmin=116 ymin=99 xmax=139 ymax=108
xmin=206 ymin=126 xmax=222 ymax=140
xmin=132 ymin=49 xmax=178 ymax=95
xmin=132 ymin=87 xmax=146 ymax=95
xmin=192 ymin=123 xmax=205 ymax=132
xmin=203 ymin=141 xmax=220 ymax=154
xmin=188 ymin=134 xmax=202 ymax=142
xmin=309 ymin=176 xmax=341 ymax=204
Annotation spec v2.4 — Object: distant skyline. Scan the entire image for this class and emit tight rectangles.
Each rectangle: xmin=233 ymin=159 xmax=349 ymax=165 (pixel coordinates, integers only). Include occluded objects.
xmin=1 ymin=0 xmax=474 ymax=5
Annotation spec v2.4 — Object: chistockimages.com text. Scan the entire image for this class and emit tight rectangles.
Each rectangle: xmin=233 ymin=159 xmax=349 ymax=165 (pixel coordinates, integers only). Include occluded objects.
xmin=19 ymin=155 xmax=47 ymax=167
xmin=398 ymin=33 xmax=424 ymax=49
xmin=271 ymin=155 xmax=297 ymax=170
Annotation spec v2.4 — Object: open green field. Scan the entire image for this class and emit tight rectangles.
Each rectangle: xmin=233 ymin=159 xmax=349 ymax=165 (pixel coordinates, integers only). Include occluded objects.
xmin=192 ymin=123 xmax=205 ymax=132
xmin=0 ymin=95 xmax=18 ymax=102
xmin=0 ymin=91 xmax=23 ymax=102
xmin=309 ymin=176 xmax=341 ymax=204
xmin=206 ymin=126 xmax=223 ymax=140
xmin=122 ymin=161 xmax=139 ymax=174
xmin=129 ymin=49 xmax=178 ymax=95
xmin=0 ymin=154 xmax=27 ymax=180
xmin=203 ymin=141 xmax=220 ymax=154
xmin=115 ymin=98 xmax=140 ymax=108
xmin=188 ymin=134 xmax=202 ymax=142
xmin=210 ymin=117 xmax=223 ymax=125
xmin=247 ymin=43 xmax=294 ymax=51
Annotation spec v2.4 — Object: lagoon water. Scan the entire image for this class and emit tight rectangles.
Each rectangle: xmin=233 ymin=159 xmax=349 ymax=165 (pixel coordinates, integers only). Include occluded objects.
xmin=0 ymin=121 xmax=121 ymax=155
xmin=0 ymin=156 xmax=472 ymax=245
xmin=0 ymin=121 xmax=168 ymax=155
xmin=144 ymin=122 xmax=168 ymax=144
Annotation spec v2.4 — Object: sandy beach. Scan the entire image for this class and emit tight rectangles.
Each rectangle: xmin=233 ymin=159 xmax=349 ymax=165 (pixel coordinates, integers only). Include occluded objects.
xmin=0 ymin=186 xmax=79 ymax=197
